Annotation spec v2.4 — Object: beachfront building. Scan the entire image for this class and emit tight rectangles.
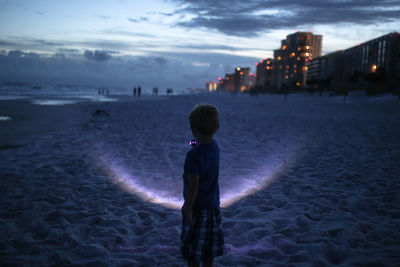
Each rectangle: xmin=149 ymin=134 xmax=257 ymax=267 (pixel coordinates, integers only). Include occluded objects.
xmin=255 ymin=58 xmax=274 ymax=88
xmin=272 ymin=32 xmax=323 ymax=89
xmin=234 ymin=67 xmax=255 ymax=93
xmin=206 ymin=81 xmax=218 ymax=92
xmin=218 ymin=68 xmax=255 ymax=93
xmin=307 ymin=32 xmax=400 ymax=90
xmin=218 ymin=73 xmax=235 ymax=92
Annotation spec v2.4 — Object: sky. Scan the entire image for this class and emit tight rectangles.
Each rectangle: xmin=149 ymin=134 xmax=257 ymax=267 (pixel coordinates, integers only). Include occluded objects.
xmin=0 ymin=0 xmax=399 ymax=91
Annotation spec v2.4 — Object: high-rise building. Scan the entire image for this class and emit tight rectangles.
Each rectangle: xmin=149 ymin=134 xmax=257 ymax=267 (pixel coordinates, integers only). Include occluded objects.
xmin=272 ymin=32 xmax=323 ymax=88
xmin=219 ymin=73 xmax=235 ymax=92
xmin=256 ymin=58 xmax=274 ymax=87
xmin=234 ymin=67 xmax=255 ymax=93
xmin=205 ymin=81 xmax=218 ymax=92
xmin=219 ymin=67 xmax=255 ymax=93
xmin=307 ymin=32 xmax=400 ymax=90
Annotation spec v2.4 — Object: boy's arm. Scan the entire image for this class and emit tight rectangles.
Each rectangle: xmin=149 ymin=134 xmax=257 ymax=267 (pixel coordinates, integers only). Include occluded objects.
xmin=183 ymin=174 xmax=199 ymax=226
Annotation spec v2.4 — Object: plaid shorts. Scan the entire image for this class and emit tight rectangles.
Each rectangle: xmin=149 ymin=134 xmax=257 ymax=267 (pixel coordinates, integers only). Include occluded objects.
xmin=180 ymin=208 xmax=224 ymax=261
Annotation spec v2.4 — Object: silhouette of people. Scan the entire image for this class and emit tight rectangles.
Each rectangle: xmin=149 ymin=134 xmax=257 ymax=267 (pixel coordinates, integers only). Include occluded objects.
xmin=138 ymin=86 xmax=141 ymax=96
xmin=153 ymin=87 xmax=158 ymax=96
xmin=133 ymin=87 xmax=137 ymax=96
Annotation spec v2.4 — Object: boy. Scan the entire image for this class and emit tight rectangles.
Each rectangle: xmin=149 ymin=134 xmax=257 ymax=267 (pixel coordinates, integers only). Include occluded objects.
xmin=181 ymin=104 xmax=224 ymax=267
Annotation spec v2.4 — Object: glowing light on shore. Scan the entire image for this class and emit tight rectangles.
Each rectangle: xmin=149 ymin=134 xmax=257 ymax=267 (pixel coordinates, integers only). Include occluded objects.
xmin=96 ymin=149 xmax=290 ymax=210
xmin=106 ymin=160 xmax=183 ymax=209
xmin=0 ymin=116 xmax=11 ymax=121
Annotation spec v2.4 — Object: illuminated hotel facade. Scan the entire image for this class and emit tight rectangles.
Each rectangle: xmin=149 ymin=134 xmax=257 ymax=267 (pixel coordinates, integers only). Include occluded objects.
xmin=218 ymin=67 xmax=255 ymax=93
xmin=307 ymin=32 xmax=400 ymax=90
xmin=205 ymin=81 xmax=218 ymax=92
xmin=272 ymin=32 xmax=322 ymax=88
xmin=256 ymin=58 xmax=274 ymax=87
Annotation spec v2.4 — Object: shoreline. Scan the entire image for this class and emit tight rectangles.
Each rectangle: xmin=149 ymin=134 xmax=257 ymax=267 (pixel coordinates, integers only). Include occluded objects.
xmin=1 ymin=92 xmax=398 ymax=148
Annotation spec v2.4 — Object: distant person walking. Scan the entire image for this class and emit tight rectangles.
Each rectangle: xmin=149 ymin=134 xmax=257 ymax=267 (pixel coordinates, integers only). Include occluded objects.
xmin=138 ymin=86 xmax=141 ymax=96
xmin=133 ymin=87 xmax=137 ymax=96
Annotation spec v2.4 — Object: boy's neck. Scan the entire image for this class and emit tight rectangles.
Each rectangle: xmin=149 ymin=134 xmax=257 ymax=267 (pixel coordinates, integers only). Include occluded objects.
xmin=197 ymin=135 xmax=213 ymax=144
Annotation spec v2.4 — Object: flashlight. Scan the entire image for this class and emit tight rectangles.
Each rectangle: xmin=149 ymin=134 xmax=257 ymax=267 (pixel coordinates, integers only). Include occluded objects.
xmin=189 ymin=139 xmax=197 ymax=146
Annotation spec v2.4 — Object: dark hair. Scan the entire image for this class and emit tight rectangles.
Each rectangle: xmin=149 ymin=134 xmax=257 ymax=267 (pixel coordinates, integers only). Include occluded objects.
xmin=189 ymin=104 xmax=219 ymax=136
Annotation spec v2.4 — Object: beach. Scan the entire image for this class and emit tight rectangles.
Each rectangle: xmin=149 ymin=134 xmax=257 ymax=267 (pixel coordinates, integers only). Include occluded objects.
xmin=0 ymin=92 xmax=399 ymax=266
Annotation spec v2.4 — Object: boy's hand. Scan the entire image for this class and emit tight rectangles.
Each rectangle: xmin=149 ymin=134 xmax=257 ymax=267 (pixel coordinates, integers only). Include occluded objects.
xmin=183 ymin=204 xmax=194 ymax=226
xmin=183 ymin=173 xmax=199 ymax=226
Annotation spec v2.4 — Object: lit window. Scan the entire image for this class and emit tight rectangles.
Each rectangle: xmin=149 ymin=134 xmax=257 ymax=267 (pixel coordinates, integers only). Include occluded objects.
xmin=297 ymin=57 xmax=300 ymax=61
xmin=277 ymin=56 xmax=281 ymax=61
xmin=294 ymin=70 xmax=297 ymax=73
xmin=267 ymin=61 xmax=270 ymax=65
xmin=285 ymin=75 xmax=289 ymax=79
xmin=306 ymin=46 xmax=310 ymax=49
xmin=286 ymin=65 xmax=290 ymax=69
xmin=240 ymin=72 xmax=243 ymax=75
xmin=266 ymin=66 xmax=270 ymax=70
xmin=371 ymin=64 xmax=377 ymax=72
xmin=297 ymin=47 xmax=301 ymax=51
xmin=279 ymin=65 xmax=282 ymax=69
xmin=296 ymin=82 xmax=300 ymax=86
xmin=236 ymin=67 xmax=240 ymax=71
xmin=305 ymin=52 xmax=309 ymax=57
xmin=294 ymin=64 xmax=297 ymax=68
xmin=282 ymin=45 xmax=287 ymax=50
xmin=291 ymin=52 xmax=295 ymax=57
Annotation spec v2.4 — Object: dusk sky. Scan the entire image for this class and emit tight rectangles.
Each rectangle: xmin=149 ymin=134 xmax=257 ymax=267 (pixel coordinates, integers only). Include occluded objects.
xmin=0 ymin=0 xmax=399 ymax=91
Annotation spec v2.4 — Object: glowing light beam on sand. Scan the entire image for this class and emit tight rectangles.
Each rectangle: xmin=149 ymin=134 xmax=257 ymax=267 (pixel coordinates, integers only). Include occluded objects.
xmin=99 ymin=152 xmax=290 ymax=210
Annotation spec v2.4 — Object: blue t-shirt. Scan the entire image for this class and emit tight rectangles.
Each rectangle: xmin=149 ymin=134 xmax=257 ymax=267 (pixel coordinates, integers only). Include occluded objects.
xmin=183 ymin=139 xmax=220 ymax=211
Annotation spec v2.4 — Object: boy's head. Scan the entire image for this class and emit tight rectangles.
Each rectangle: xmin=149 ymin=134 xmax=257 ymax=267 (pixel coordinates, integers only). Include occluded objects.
xmin=189 ymin=104 xmax=219 ymax=137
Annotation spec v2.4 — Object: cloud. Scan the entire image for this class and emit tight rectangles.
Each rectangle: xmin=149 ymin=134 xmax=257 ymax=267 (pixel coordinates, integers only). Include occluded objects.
xmin=33 ymin=39 xmax=63 ymax=47
xmin=167 ymin=0 xmax=400 ymax=37
xmin=4 ymin=1 xmax=44 ymax=16
xmin=175 ymin=44 xmax=252 ymax=51
xmin=1 ymin=36 xmax=135 ymax=54
xmin=0 ymin=40 xmax=17 ymax=46
xmin=0 ymin=49 xmax=257 ymax=90
xmin=84 ymin=50 xmax=112 ymax=61
xmin=94 ymin=14 xmax=112 ymax=20
xmin=102 ymin=28 xmax=156 ymax=38
xmin=58 ymin=48 xmax=80 ymax=53
xmin=127 ymin=17 xmax=149 ymax=23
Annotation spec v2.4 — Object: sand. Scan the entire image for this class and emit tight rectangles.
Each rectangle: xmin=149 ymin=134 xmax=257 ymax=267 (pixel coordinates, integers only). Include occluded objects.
xmin=0 ymin=93 xmax=399 ymax=266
